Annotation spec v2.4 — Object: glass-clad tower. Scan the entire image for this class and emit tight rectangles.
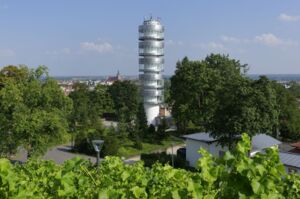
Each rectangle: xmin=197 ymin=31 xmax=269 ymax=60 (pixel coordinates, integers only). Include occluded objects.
xmin=139 ymin=17 xmax=164 ymax=125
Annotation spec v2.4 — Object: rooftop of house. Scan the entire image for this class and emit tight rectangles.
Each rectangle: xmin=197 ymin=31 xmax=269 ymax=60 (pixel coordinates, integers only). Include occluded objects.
xmin=183 ymin=132 xmax=216 ymax=143
xmin=280 ymin=152 xmax=300 ymax=168
xmin=290 ymin=142 xmax=300 ymax=149
xmin=251 ymin=134 xmax=282 ymax=151
xmin=183 ymin=132 xmax=282 ymax=151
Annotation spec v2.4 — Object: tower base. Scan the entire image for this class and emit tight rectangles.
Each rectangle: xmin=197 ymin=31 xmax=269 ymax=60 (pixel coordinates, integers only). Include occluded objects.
xmin=144 ymin=104 xmax=159 ymax=125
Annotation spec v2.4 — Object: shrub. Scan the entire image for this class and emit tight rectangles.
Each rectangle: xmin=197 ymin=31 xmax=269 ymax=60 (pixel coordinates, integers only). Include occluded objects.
xmin=1 ymin=133 xmax=300 ymax=198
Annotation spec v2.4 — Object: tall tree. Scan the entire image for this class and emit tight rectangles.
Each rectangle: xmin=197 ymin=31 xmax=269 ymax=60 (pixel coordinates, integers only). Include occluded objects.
xmin=288 ymin=81 xmax=300 ymax=99
xmin=89 ymin=84 xmax=114 ymax=116
xmin=108 ymin=80 xmax=139 ymax=123
xmin=170 ymin=54 xmax=278 ymax=147
xmin=272 ymin=82 xmax=300 ymax=140
xmin=136 ymin=102 xmax=148 ymax=138
xmin=68 ymin=83 xmax=105 ymax=151
xmin=69 ymin=83 xmax=91 ymax=128
xmin=209 ymin=76 xmax=279 ymax=146
xmin=0 ymin=65 xmax=30 ymax=87
xmin=170 ymin=55 xmax=247 ymax=134
xmin=0 ymin=65 xmax=72 ymax=158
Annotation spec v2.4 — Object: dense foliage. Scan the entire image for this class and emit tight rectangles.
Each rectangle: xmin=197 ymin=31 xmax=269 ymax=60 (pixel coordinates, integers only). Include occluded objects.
xmin=272 ymin=82 xmax=300 ymax=140
xmin=108 ymin=80 xmax=139 ymax=122
xmin=68 ymin=80 xmax=154 ymax=155
xmin=141 ymin=152 xmax=187 ymax=168
xmin=0 ymin=134 xmax=300 ymax=198
xmin=68 ymin=83 xmax=109 ymax=154
xmin=288 ymin=81 xmax=300 ymax=99
xmin=170 ymin=54 xmax=300 ymax=144
xmin=0 ymin=65 xmax=72 ymax=158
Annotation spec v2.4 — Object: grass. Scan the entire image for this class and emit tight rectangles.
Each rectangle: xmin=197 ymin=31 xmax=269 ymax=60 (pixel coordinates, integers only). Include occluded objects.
xmin=117 ymin=136 xmax=184 ymax=158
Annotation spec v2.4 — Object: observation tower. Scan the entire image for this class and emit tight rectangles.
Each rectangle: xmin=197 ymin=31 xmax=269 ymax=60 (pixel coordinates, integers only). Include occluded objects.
xmin=139 ymin=17 xmax=164 ymax=125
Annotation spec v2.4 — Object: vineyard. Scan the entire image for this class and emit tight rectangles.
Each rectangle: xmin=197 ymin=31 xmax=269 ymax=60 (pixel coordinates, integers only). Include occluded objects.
xmin=1 ymin=134 xmax=300 ymax=198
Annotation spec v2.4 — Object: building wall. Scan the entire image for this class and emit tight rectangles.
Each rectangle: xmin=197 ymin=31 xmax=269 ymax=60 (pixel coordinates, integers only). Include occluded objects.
xmin=284 ymin=165 xmax=300 ymax=174
xmin=186 ymin=139 xmax=208 ymax=167
xmin=144 ymin=104 xmax=160 ymax=125
xmin=186 ymin=139 xmax=228 ymax=167
xmin=208 ymin=142 xmax=228 ymax=157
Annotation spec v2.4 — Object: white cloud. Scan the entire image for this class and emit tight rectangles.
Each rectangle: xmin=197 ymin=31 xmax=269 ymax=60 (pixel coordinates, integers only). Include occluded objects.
xmin=221 ymin=35 xmax=241 ymax=43
xmin=199 ymin=42 xmax=227 ymax=52
xmin=0 ymin=49 xmax=15 ymax=57
xmin=278 ymin=13 xmax=300 ymax=22
xmin=254 ymin=34 xmax=281 ymax=46
xmin=219 ymin=34 xmax=298 ymax=48
xmin=254 ymin=33 xmax=298 ymax=47
xmin=207 ymin=42 xmax=225 ymax=49
xmin=80 ymin=41 xmax=113 ymax=53
xmin=46 ymin=48 xmax=71 ymax=55
xmin=200 ymin=33 xmax=298 ymax=54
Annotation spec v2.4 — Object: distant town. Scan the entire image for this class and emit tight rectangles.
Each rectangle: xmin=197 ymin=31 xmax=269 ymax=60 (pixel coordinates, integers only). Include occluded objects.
xmin=56 ymin=72 xmax=300 ymax=95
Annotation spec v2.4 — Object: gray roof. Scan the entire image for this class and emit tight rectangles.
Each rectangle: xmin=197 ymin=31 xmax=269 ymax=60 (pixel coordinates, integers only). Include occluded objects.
xmin=280 ymin=152 xmax=300 ymax=168
xmin=251 ymin=134 xmax=282 ymax=150
xmin=183 ymin=132 xmax=216 ymax=142
xmin=183 ymin=132 xmax=281 ymax=150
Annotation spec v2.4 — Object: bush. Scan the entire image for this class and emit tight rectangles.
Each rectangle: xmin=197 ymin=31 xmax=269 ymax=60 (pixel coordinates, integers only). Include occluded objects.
xmin=101 ymin=135 xmax=120 ymax=156
xmin=73 ymin=136 xmax=95 ymax=155
xmin=133 ymin=135 xmax=143 ymax=150
xmin=1 ymin=133 xmax=300 ymax=198
xmin=141 ymin=152 xmax=187 ymax=168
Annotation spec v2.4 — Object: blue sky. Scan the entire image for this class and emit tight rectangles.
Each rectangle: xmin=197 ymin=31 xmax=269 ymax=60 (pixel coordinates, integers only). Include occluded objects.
xmin=0 ymin=0 xmax=300 ymax=76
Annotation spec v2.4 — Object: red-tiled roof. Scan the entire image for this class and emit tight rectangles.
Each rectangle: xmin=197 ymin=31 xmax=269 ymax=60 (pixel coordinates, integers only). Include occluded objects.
xmin=289 ymin=148 xmax=300 ymax=154
xmin=290 ymin=142 xmax=300 ymax=148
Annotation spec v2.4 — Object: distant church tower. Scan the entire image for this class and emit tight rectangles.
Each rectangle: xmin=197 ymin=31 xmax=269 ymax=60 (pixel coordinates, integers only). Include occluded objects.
xmin=138 ymin=17 xmax=164 ymax=125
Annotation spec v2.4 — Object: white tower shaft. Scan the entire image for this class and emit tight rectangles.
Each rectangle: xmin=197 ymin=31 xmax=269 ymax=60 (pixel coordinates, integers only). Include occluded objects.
xmin=139 ymin=18 xmax=164 ymax=125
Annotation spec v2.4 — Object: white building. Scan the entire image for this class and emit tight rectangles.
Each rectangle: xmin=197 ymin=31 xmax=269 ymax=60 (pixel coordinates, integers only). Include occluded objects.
xmin=183 ymin=132 xmax=281 ymax=168
xmin=279 ymin=152 xmax=300 ymax=174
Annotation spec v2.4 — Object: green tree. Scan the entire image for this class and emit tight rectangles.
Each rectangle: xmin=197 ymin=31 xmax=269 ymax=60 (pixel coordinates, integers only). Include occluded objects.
xmin=163 ymin=78 xmax=172 ymax=107
xmin=210 ymin=76 xmax=278 ymax=146
xmin=89 ymin=84 xmax=114 ymax=116
xmin=68 ymin=83 xmax=91 ymax=149
xmin=147 ymin=124 xmax=156 ymax=142
xmin=170 ymin=55 xmax=247 ymax=133
xmin=102 ymin=127 xmax=120 ymax=156
xmin=116 ymin=112 xmax=129 ymax=140
xmin=156 ymin=118 xmax=168 ymax=141
xmin=288 ymin=81 xmax=300 ymax=99
xmin=0 ymin=65 xmax=72 ymax=158
xmin=0 ymin=82 xmax=23 ymax=157
xmin=170 ymin=54 xmax=278 ymax=147
xmin=69 ymin=83 xmax=106 ymax=152
xmin=69 ymin=83 xmax=91 ymax=127
xmin=272 ymin=82 xmax=300 ymax=140
xmin=108 ymin=80 xmax=139 ymax=122
xmin=135 ymin=102 xmax=148 ymax=138
xmin=108 ymin=80 xmax=141 ymax=146
xmin=170 ymin=56 xmax=225 ymax=133
xmin=0 ymin=65 xmax=30 ymax=87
